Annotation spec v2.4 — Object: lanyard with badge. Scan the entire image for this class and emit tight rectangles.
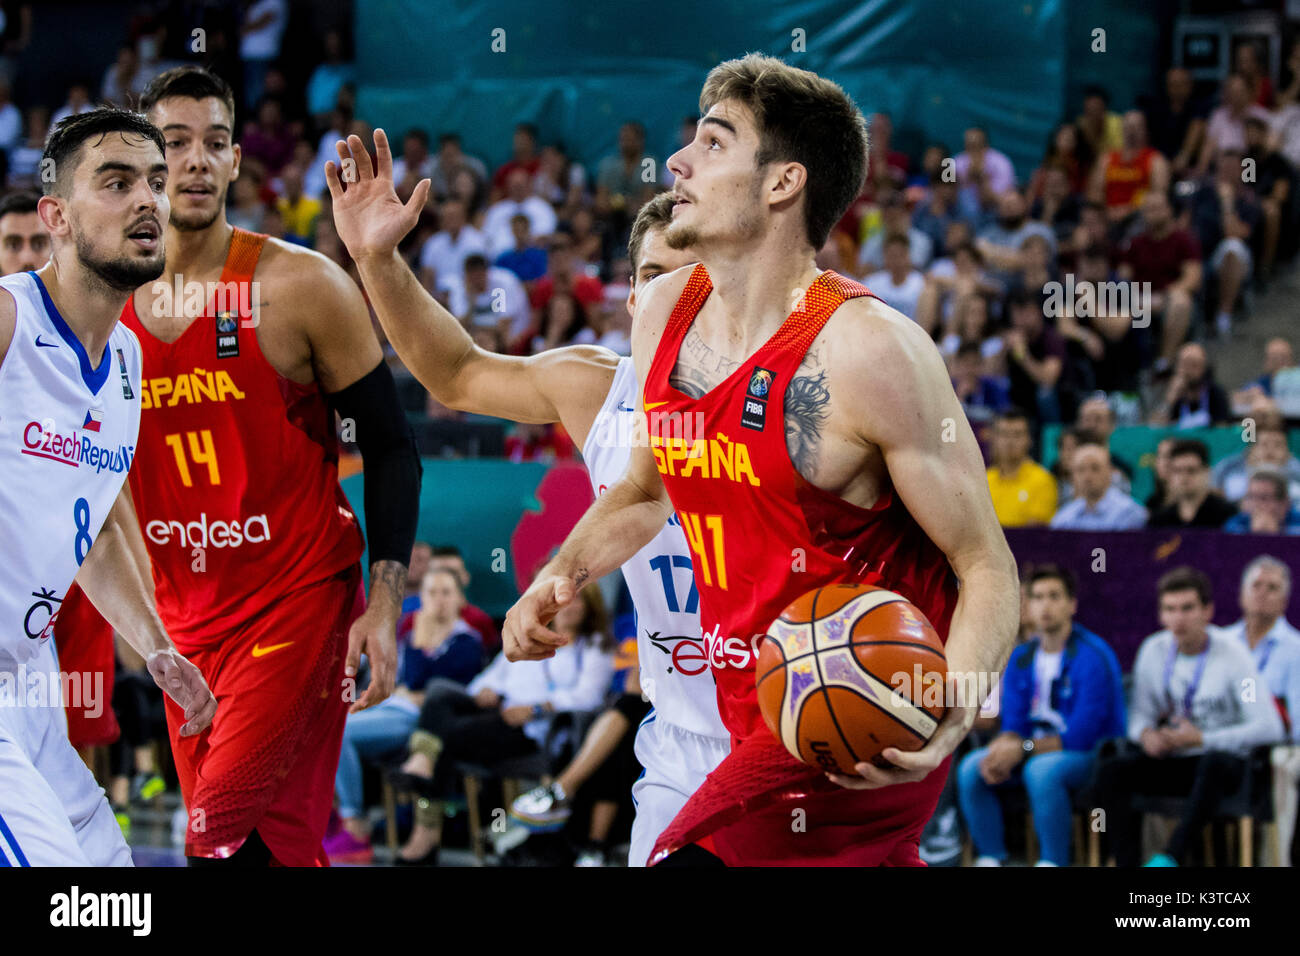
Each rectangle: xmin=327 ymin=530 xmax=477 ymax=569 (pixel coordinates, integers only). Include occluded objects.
xmin=1162 ymin=640 xmax=1209 ymax=724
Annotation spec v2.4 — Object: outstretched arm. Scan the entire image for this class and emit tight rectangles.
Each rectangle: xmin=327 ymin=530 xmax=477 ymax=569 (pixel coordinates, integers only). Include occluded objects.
xmin=326 ymin=129 xmax=616 ymax=447
xmin=76 ymin=483 xmax=217 ymax=736
xmin=828 ymin=308 xmax=1020 ymax=790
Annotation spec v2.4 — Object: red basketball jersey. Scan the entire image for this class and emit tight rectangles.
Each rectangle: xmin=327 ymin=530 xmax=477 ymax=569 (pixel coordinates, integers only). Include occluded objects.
xmin=120 ymin=228 xmax=364 ymax=648
xmin=642 ymin=264 xmax=960 ymax=741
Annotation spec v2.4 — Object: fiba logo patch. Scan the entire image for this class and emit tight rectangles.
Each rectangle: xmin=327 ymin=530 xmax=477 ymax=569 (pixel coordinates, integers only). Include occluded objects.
xmin=741 ymin=366 xmax=774 ymax=431
xmin=215 ymin=311 xmax=239 ymax=359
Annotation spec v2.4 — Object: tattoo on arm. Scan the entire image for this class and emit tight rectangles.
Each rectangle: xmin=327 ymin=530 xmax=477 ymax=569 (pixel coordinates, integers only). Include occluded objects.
xmin=368 ymin=559 xmax=407 ymax=616
xmin=784 ymin=371 xmax=831 ymax=478
xmin=574 ymin=567 xmax=590 ymax=589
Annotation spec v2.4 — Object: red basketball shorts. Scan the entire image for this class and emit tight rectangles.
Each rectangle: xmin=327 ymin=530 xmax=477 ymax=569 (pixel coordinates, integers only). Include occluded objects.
xmin=164 ymin=565 xmax=364 ymax=865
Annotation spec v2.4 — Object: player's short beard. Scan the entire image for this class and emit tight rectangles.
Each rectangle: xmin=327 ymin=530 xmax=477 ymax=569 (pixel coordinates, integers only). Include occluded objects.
xmin=665 ymin=180 xmax=764 ymax=251
xmin=170 ymin=187 xmax=226 ymax=233
xmin=74 ymin=226 xmax=165 ymax=292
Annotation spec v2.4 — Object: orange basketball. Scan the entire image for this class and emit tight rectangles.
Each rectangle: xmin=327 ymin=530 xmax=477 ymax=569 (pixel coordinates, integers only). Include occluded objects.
xmin=755 ymin=583 xmax=947 ymax=775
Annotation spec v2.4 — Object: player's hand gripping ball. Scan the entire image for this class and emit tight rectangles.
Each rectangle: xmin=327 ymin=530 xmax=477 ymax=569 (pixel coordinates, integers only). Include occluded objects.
xmin=756 ymin=584 xmax=947 ymax=774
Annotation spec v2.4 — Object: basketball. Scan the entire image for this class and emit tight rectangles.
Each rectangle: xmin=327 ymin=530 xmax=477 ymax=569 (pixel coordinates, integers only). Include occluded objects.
xmin=755 ymin=584 xmax=948 ymax=775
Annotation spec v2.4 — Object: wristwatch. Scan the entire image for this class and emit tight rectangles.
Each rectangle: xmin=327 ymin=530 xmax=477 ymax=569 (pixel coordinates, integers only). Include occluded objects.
xmin=1021 ymin=738 xmax=1036 ymax=757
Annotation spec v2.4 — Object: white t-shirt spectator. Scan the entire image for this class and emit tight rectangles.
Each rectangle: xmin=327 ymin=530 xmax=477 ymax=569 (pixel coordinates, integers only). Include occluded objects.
xmin=51 ymin=101 xmax=94 ymax=128
xmin=1204 ymin=104 xmax=1272 ymax=157
xmin=241 ymin=0 xmax=288 ymax=61
xmin=468 ymin=641 xmax=615 ymax=745
xmin=440 ymin=266 xmax=530 ymax=340
xmin=392 ymin=156 xmax=435 ymax=185
xmin=1272 ymin=105 xmax=1300 ymax=180
xmin=863 ymin=268 xmax=925 ymax=319
xmin=1128 ymin=627 xmax=1283 ymax=755
xmin=419 ymin=226 xmax=488 ymax=286
xmin=954 ymin=148 xmax=1016 ymax=195
xmin=481 ymin=196 xmax=557 ymax=258
xmin=857 ymin=227 xmax=933 ymax=273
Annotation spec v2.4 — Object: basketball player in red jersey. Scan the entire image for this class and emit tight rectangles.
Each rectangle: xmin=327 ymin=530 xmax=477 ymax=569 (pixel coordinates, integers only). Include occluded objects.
xmin=505 ymin=55 xmax=1021 ymax=866
xmin=120 ymin=68 xmax=422 ymax=865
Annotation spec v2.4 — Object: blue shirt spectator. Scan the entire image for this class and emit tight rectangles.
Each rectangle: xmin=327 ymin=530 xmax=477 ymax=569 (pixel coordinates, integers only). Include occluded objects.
xmin=1051 ymin=485 xmax=1148 ymax=530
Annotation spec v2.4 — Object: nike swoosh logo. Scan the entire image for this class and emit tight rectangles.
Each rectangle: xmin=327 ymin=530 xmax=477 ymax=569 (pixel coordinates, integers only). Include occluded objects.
xmin=617 ymin=402 xmax=636 ymax=412
xmin=35 ymin=335 xmax=58 ymax=348
xmin=644 ymin=401 xmax=668 ymax=410
xmin=251 ymin=641 xmax=294 ymax=658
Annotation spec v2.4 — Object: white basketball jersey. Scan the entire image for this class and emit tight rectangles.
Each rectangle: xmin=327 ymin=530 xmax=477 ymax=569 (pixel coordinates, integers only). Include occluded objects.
xmin=583 ymin=358 xmax=729 ymax=740
xmin=0 ymin=272 xmax=142 ymax=668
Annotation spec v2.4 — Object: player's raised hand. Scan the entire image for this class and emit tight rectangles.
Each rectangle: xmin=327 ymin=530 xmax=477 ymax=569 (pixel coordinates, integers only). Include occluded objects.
xmin=345 ymin=604 xmax=399 ymax=714
xmin=502 ymin=574 xmax=576 ymax=662
xmin=325 ymin=128 xmax=431 ymax=262
xmin=146 ymin=648 xmax=218 ymax=737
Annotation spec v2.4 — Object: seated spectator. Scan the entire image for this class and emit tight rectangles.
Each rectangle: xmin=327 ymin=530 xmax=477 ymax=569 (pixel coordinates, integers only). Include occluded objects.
xmin=100 ymin=45 xmax=141 ymax=107
xmin=428 ymin=544 xmax=501 ymax=652
xmin=958 ymin=565 xmax=1125 ymax=866
xmin=864 ymin=234 xmax=925 ymax=319
xmin=916 ymin=241 xmax=1002 ymax=337
xmin=976 ymin=189 xmax=1057 ymax=286
xmin=51 ymin=82 xmax=94 ymax=127
xmin=1222 ymin=468 xmax=1300 ymax=535
xmin=1050 ymin=441 xmax=1147 ymax=530
xmin=391 ymin=128 xmax=434 ymax=200
xmin=529 ymin=233 xmax=604 ymax=316
xmin=325 ymin=568 xmax=483 ymax=862
xmin=1234 ymin=41 xmax=1274 ymax=109
xmin=482 ymin=168 xmax=558 ymax=258
xmin=530 ymin=287 xmax=594 ymax=353
xmin=1028 ymin=122 xmax=1093 ymax=200
xmin=938 ymin=292 xmax=1004 ymax=375
xmin=1141 ymin=67 xmax=1208 ymax=177
xmin=1004 ymin=289 xmax=1072 ymax=426
xmin=986 ymin=408 xmax=1058 ymax=527
xmin=864 ymin=112 xmax=910 ymax=198
xmin=1212 ymin=411 xmax=1300 ymax=503
xmin=0 ymin=190 xmax=48 ymax=276
xmin=1145 ymin=435 xmax=1176 ymax=513
xmin=1094 ymin=567 xmax=1283 ymax=866
xmin=1196 ymin=73 xmax=1272 ymax=176
xmin=952 ymin=342 xmax=1009 ymax=447
xmin=1188 ymin=149 xmax=1261 ymax=337
xmin=388 ymin=585 xmax=616 ymax=864
xmin=955 ymin=127 xmax=1016 ymax=214
xmin=563 ymin=206 xmax=605 ymax=270
xmin=1147 ymin=438 xmax=1237 ymax=528
xmin=1219 ymin=557 xmax=1300 ymax=863
xmin=1057 ymin=199 xmax=1111 ymax=269
xmin=1051 ymin=426 xmax=1083 ymax=502
xmin=428 ymin=132 xmax=489 ymax=202
xmin=1153 ymin=342 xmax=1232 ymax=429
xmin=305 ymin=29 xmax=355 ymax=124
xmin=595 ymin=121 xmax=652 ymax=218
xmin=1116 ymin=190 xmax=1201 ymax=368
xmin=5 ymin=105 xmax=46 ymax=188
xmin=1088 ymin=110 xmax=1168 ymax=231
xmin=509 ymin=664 xmax=649 ymax=866
xmin=1231 ymin=338 xmax=1296 ymax=412
xmin=1076 ymin=85 xmax=1123 ymax=158
xmin=491 ymin=122 xmax=542 ymax=198
xmin=1072 ymin=245 xmax=1145 ymax=394
xmin=1243 ymin=115 xmax=1298 ymax=279
xmin=858 ymin=191 xmax=932 ymax=274
xmin=1029 ymin=165 xmax=1083 ymax=244
xmin=240 ymin=95 xmax=297 ymax=177
xmin=912 ymin=174 xmax=978 ymax=258
xmin=1075 ymin=394 xmax=1135 ymax=487
xmin=1008 ymin=233 xmax=1059 ymax=307
xmin=442 ymin=254 xmax=530 ymax=348
xmin=273 ymin=163 xmax=319 ymax=246
xmin=419 ymin=199 xmax=488 ymax=293
xmin=495 ymin=213 xmax=548 ymax=283
xmin=535 ymin=144 xmax=587 ymax=220
xmin=227 ymin=156 xmax=269 ymax=232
